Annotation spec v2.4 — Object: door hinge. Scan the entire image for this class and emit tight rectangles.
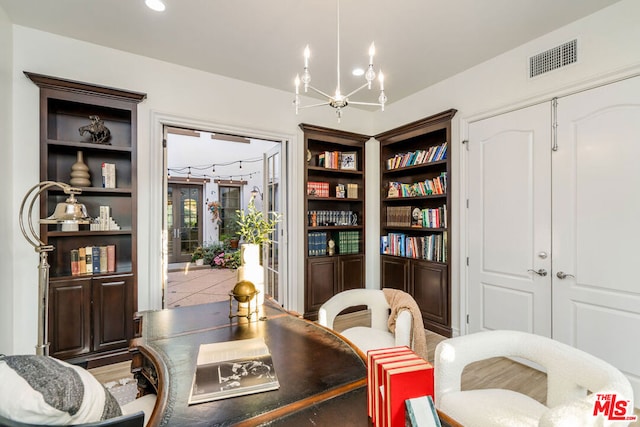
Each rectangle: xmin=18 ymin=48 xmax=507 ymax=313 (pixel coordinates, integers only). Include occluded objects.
xmin=466 ymin=257 xmax=469 ymax=266
xmin=462 ymin=139 xmax=469 ymax=151
xmin=552 ymin=98 xmax=558 ymax=151
xmin=466 ymin=199 xmax=469 ymax=209
xmin=466 ymin=314 xmax=470 ymax=324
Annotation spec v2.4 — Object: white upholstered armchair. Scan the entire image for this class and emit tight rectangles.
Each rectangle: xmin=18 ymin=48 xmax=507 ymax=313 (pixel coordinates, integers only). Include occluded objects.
xmin=318 ymin=288 xmax=413 ymax=355
xmin=435 ymin=330 xmax=635 ymax=427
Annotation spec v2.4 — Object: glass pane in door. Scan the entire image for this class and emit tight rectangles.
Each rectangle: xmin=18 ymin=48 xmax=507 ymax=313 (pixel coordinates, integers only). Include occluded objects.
xmin=180 ymin=187 xmax=200 ymax=257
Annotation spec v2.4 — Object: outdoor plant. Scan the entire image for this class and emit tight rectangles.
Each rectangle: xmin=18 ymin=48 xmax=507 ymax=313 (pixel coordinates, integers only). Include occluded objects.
xmin=212 ymin=250 xmax=241 ymax=269
xmin=191 ymin=246 xmax=204 ymax=263
xmin=235 ymin=196 xmax=281 ymax=245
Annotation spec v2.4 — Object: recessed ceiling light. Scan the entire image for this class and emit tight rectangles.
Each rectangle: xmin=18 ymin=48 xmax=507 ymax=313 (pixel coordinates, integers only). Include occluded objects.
xmin=352 ymin=68 xmax=365 ymax=77
xmin=145 ymin=0 xmax=166 ymax=12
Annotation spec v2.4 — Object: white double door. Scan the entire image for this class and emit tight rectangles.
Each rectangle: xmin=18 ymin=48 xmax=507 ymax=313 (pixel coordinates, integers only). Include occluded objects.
xmin=467 ymin=76 xmax=640 ymax=397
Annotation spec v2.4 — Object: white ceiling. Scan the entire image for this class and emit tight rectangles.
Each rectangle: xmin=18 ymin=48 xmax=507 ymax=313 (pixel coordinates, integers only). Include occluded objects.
xmin=0 ymin=0 xmax=622 ymax=105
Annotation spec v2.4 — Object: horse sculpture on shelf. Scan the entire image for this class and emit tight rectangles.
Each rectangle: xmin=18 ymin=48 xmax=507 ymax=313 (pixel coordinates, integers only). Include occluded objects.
xmin=79 ymin=115 xmax=111 ymax=144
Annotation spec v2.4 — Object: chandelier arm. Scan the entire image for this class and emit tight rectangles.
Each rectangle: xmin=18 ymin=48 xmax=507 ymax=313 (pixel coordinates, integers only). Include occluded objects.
xmin=298 ymin=101 xmax=332 ymax=110
xmin=343 ymin=82 xmax=371 ymax=99
xmin=307 ymin=85 xmax=335 ymax=99
xmin=348 ymin=101 xmax=385 ymax=106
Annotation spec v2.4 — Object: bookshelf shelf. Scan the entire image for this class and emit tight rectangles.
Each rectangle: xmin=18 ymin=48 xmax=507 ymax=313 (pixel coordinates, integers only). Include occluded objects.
xmin=377 ymin=109 xmax=456 ymax=337
xmin=26 ymin=72 xmax=145 ymax=365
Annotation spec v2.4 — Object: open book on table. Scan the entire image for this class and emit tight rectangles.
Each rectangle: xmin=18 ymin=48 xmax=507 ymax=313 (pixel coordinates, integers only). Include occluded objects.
xmin=188 ymin=337 xmax=279 ymax=405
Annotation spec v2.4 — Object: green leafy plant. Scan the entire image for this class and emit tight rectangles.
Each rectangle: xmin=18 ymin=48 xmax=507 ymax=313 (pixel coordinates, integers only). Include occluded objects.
xmin=236 ymin=197 xmax=281 ymax=245
xmin=191 ymin=246 xmax=204 ymax=262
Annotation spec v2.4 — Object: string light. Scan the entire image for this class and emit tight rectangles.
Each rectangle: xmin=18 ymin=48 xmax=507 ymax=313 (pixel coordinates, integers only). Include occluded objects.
xmin=187 ymin=167 xmax=191 ymax=182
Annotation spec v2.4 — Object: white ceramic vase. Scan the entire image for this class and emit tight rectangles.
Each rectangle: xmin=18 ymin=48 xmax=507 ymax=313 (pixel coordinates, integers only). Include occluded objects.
xmin=236 ymin=243 xmax=264 ymax=305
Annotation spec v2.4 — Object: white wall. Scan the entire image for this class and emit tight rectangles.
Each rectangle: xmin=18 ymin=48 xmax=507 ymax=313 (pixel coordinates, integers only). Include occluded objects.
xmin=366 ymin=0 xmax=640 ymax=335
xmin=8 ymin=24 xmax=372 ymax=355
xmin=0 ymin=5 xmax=14 ymax=354
xmin=4 ymin=0 xmax=640 ymax=354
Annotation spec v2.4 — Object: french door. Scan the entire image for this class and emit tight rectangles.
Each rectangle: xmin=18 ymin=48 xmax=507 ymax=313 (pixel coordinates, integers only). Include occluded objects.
xmin=167 ymin=183 xmax=203 ymax=263
xmin=263 ymin=144 xmax=287 ymax=304
xmin=467 ymin=75 xmax=640 ymax=398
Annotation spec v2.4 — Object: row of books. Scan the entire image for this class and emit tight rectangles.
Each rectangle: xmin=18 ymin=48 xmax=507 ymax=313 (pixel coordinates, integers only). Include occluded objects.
xmin=367 ymin=346 xmax=435 ymax=427
xmin=308 ymin=231 xmax=328 ymax=257
xmin=385 ymin=142 xmax=448 ymax=170
xmin=101 ymin=162 xmax=116 ymax=188
xmin=70 ymin=245 xmax=116 ymax=275
xmin=318 ymin=150 xmax=357 ymax=170
xmin=307 ymin=210 xmax=358 ymax=227
xmin=380 ymin=232 xmax=447 ymax=263
xmin=385 ymin=206 xmax=447 ymax=229
xmin=337 ymin=231 xmax=359 ymax=255
xmin=387 ymin=172 xmax=447 ymax=198
xmin=307 ymin=182 xmax=359 ymax=199
xmin=307 ymin=181 xmax=330 ymax=197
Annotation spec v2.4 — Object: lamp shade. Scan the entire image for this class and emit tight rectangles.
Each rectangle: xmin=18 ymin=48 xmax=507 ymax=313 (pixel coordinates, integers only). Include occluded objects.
xmin=41 ymin=194 xmax=91 ymax=224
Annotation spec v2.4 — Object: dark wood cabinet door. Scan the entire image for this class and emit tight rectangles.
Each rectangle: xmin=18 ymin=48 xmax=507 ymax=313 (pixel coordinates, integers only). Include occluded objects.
xmin=305 ymin=258 xmax=338 ymax=319
xmin=338 ymin=255 xmax=364 ymax=291
xmin=380 ymin=255 xmax=409 ymax=291
xmin=92 ymin=274 xmax=134 ymax=353
xmin=410 ymin=260 xmax=450 ymax=336
xmin=49 ymin=278 xmax=92 ymax=359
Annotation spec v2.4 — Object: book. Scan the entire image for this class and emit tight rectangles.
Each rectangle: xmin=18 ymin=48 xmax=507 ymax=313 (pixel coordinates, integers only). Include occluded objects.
xmin=85 ymin=246 xmax=93 ymax=273
xmin=383 ymin=361 xmax=434 ymax=427
xmin=379 ymin=355 xmax=426 ymax=426
xmin=188 ymin=337 xmax=279 ymax=405
xmin=70 ymin=249 xmax=80 ymax=276
xmin=99 ymin=246 xmax=108 ymax=273
xmin=107 ymin=245 xmax=116 ymax=272
xmin=405 ymin=395 xmax=441 ymax=427
xmin=92 ymin=246 xmax=101 ymax=273
xmin=78 ymin=247 xmax=86 ymax=274
xmin=367 ymin=346 xmax=413 ymax=424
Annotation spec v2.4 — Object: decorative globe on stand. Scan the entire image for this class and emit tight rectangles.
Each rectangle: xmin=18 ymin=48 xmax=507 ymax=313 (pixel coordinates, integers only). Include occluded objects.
xmin=232 ymin=280 xmax=257 ymax=302
xmin=229 ymin=280 xmax=259 ymax=320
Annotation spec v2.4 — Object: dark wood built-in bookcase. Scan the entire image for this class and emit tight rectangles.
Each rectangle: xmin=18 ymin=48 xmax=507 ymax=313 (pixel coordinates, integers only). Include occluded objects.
xmin=26 ymin=72 xmax=146 ymax=366
xmin=376 ymin=109 xmax=457 ymax=337
xmin=300 ymin=124 xmax=369 ymax=320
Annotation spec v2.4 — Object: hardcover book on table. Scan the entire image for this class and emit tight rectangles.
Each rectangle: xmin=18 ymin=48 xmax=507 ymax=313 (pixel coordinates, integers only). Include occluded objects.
xmin=367 ymin=346 xmax=413 ymax=424
xmin=188 ymin=337 xmax=279 ymax=405
xmin=405 ymin=395 xmax=441 ymax=427
xmin=383 ymin=361 xmax=434 ymax=427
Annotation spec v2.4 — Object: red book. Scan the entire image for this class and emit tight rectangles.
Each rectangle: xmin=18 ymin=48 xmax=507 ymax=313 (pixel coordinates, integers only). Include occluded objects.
xmin=367 ymin=347 xmax=411 ymax=421
xmin=378 ymin=356 xmax=426 ymax=427
xmin=107 ymin=245 xmax=116 ymax=272
xmin=373 ymin=350 xmax=419 ymax=425
xmin=383 ymin=361 xmax=434 ymax=427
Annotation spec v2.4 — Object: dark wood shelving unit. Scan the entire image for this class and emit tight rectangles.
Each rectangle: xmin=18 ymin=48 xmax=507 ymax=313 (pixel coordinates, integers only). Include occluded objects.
xmin=300 ymin=124 xmax=369 ymax=320
xmin=26 ymin=72 xmax=146 ymax=367
xmin=376 ymin=109 xmax=457 ymax=337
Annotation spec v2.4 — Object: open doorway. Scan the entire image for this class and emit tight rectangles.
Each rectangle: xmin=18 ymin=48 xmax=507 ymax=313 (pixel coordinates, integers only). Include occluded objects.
xmin=163 ymin=126 xmax=286 ymax=308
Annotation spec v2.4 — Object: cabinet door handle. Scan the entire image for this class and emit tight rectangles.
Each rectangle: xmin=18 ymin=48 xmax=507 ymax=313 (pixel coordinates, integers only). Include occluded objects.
xmin=556 ymin=271 xmax=575 ymax=279
xmin=528 ymin=268 xmax=547 ymax=277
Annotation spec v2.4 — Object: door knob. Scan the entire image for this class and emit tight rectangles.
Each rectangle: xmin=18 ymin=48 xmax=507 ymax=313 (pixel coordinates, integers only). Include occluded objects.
xmin=556 ymin=271 xmax=575 ymax=279
xmin=537 ymin=251 xmax=548 ymax=259
xmin=528 ymin=269 xmax=547 ymax=277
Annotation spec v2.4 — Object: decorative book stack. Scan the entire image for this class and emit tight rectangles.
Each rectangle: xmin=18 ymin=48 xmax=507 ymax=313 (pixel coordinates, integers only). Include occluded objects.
xmin=367 ymin=346 xmax=434 ymax=427
xmin=71 ymin=245 xmax=116 ymax=275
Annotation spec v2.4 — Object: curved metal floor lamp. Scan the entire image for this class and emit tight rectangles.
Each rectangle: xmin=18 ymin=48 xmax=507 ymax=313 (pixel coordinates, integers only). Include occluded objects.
xmin=19 ymin=181 xmax=92 ymax=355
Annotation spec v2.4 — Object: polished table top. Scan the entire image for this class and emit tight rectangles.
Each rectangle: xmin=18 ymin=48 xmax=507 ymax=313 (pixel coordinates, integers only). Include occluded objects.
xmin=131 ymin=299 xmax=369 ymax=426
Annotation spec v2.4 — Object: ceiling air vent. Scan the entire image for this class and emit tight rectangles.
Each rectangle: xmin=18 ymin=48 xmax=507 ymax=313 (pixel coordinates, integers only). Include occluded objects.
xmin=529 ymin=39 xmax=577 ymax=78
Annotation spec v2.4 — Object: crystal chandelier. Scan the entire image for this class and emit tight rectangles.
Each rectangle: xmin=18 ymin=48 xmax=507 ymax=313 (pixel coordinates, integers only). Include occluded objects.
xmin=293 ymin=0 xmax=387 ymax=122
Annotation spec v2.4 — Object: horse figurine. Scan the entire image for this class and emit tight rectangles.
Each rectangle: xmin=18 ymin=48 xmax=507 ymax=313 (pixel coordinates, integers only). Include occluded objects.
xmin=79 ymin=115 xmax=111 ymax=144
